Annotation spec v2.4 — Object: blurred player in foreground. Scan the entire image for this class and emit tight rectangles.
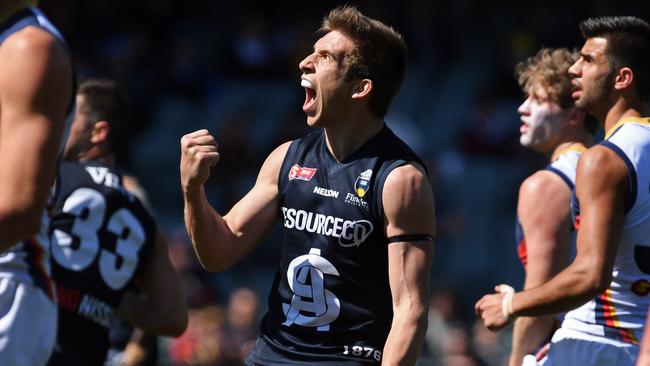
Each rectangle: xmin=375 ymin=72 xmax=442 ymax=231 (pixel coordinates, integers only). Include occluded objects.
xmin=48 ymin=79 xmax=187 ymax=365
xmin=476 ymin=16 xmax=650 ymax=366
xmin=181 ymin=5 xmax=435 ymax=365
xmin=510 ymin=47 xmax=595 ymax=365
xmin=0 ymin=1 xmax=74 ymax=364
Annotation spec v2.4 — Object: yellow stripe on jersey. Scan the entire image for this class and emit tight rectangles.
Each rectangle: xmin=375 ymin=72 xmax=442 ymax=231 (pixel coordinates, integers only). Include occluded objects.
xmin=555 ymin=142 xmax=588 ymax=158
xmin=605 ymin=117 xmax=650 ymax=140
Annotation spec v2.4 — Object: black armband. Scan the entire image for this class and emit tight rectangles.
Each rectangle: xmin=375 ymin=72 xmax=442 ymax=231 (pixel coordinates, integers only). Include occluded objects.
xmin=386 ymin=234 xmax=435 ymax=244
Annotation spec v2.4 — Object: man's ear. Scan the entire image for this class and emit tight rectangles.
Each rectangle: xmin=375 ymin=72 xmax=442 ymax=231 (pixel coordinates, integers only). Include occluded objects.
xmin=614 ymin=66 xmax=634 ymax=91
xmin=90 ymin=121 xmax=110 ymax=144
xmin=352 ymin=79 xmax=373 ymax=100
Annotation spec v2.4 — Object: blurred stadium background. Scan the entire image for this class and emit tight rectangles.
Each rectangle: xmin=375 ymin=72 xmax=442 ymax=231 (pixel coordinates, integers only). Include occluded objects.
xmin=39 ymin=1 xmax=650 ymax=365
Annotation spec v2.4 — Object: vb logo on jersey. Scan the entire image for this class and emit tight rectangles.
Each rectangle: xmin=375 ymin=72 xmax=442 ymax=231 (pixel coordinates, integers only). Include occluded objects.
xmin=289 ymin=164 xmax=317 ymax=181
xmin=282 ymin=248 xmax=340 ymax=332
xmin=354 ymin=169 xmax=373 ymax=197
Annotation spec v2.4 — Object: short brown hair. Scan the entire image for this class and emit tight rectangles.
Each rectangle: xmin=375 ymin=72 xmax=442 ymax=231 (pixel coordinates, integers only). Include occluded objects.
xmin=78 ymin=79 xmax=129 ymax=154
xmin=319 ymin=6 xmax=407 ymax=118
xmin=579 ymin=16 xmax=650 ymax=99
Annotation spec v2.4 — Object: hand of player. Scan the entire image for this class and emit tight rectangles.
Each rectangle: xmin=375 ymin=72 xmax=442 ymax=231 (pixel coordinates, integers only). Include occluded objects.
xmin=180 ymin=129 xmax=220 ymax=191
xmin=474 ymin=285 xmax=513 ymax=331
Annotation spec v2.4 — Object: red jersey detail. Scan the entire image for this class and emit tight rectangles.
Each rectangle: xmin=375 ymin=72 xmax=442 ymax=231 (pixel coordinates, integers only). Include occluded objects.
xmin=288 ymin=165 xmax=317 ymax=181
xmin=517 ymin=239 xmax=528 ymax=267
xmin=574 ymin=215 xmax=581 ymax=230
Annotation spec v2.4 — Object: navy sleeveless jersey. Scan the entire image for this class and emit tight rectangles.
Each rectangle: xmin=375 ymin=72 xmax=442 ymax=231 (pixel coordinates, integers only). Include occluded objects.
xmin=250 ymin=125 xmax=427 ymax=365
xmin=48 ymin=161 xmax=156 ymax=366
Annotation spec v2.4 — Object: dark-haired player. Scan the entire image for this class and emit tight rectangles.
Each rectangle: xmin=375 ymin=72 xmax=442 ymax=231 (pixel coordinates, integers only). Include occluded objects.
xmin=48 ymin=79 xmax=187 ymax=365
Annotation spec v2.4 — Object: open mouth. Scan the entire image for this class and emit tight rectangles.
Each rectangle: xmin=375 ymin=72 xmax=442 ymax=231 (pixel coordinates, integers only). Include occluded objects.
xmin=301 ymin=79 xmax=317 ymax=114
xmin=571 ymin=89 xmax=582 ymax=100
xmin=520 ymin=122 xmax=529 ymax=134
xmin=571 ymin=80 xmax=582 ymax=99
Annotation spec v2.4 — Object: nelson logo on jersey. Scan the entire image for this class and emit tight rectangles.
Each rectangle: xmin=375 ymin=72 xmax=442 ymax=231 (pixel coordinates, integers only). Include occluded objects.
xmin=354 ymin=169 xmax=372 ymax=197
xmin=289 ymin=164 xmax=317 ymax=181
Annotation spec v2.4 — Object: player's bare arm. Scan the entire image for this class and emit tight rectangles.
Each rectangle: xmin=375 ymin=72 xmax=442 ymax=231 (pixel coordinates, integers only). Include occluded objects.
xmin=510 ymin=170 xmax=572 ymax=364
xmin=381 ymin=163 xmax=435 ymax=366
xmin=638 ymin=313 xmax=650 ymax=366
xmin=181 ymin=129 xmax=289 ymax=271
xmin=476 ymin=145 xmax=627 ymax=331
xmin=0 ymin=27 xmax=72 ymax=250
xmin=118 ymin=227 xmax=188 ymax=336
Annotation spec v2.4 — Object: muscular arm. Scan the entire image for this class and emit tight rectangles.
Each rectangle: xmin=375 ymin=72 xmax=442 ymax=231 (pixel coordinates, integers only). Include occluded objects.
xmin=181 ymin=130 xmax=289 ymax=271
xmin=118 ymin=227 xmax=188 ymax=336
xmin=0 ymin=27 xmax=72 ymax=250
xmin=510 ymin=171 xmax=572 ymax=365
xmin=476 ymin=146 xmax=627 ymax=330
xmin=381 ymin=163 xmax=435 ymax=366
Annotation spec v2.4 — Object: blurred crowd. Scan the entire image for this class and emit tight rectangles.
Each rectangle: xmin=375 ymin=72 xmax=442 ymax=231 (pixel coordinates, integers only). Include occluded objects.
xmin=38 ymin=0 xmax=649 ymax=364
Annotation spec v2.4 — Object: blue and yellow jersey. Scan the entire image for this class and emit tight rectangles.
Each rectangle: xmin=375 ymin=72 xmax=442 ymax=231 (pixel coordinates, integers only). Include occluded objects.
xmin=515 ymin=145 xmax=586 ymax=266
xmin=0 ymin=6 xmax=74 ymax=300
xmin=565 ymin=117 xmax=650 ymax=346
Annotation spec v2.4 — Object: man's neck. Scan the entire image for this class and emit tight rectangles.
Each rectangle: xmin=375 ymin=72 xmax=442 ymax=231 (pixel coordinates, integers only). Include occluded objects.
xmin=323 ymin=114 xmax=384 ymax=162
xmin=602 ymin=95 xmax=647 ymax=133
xmin=549 ymin=138 xmax=591 ymax=162
xmin=79 ymin=148 xmax=114 ymax=166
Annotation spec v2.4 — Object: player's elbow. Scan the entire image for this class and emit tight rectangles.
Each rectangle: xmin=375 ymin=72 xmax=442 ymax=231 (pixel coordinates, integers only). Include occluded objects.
xmin=197 ymin=256 xmax=234 ymax=273
xmin=584 ymin=270 xmax=613 ymax=295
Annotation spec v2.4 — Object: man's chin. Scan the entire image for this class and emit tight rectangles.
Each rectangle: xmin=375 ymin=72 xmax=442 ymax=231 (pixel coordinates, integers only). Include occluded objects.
xmin=306 ymin=115 xmax=321 ymax=127
xmin=573 ymin=97 xmax=588 ymax=110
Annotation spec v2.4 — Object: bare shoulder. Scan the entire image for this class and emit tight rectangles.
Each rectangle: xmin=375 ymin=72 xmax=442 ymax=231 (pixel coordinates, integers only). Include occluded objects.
xmin=122 ymin=174 xmax=144 ymax=193
xmin=123 ymin=174 xmax=152 ymax=209
xmin=519 ymin=170 xmax=571 ymax=200
xmin=576 ymin=145 xmax=628 ymax=185
xmin=383 ymin=162 xmax=429 ymax=196
xmin=517 ymin=169 xmax=573 ymax=234
xmin=257 ymin=141 xmax=293 ymax=184
xmin=0 ymin=26 xmax=71 ymax=109
xmin=0 ymin=26 xmax=66 ymax=66
xmin=383 ymin=162 xmax=435 ymax=235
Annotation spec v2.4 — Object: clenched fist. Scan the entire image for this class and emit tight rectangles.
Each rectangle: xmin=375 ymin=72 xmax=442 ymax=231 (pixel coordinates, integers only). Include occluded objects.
xmin=180 ymin=129 xmax=220 ymax=191
xmin=475 ymin=284 xmax=514 ymax=332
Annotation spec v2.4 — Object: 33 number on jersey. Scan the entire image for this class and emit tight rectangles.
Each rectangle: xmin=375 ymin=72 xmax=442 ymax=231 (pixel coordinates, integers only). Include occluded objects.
xmin=51 ymin=188 xmax=146 ymax=290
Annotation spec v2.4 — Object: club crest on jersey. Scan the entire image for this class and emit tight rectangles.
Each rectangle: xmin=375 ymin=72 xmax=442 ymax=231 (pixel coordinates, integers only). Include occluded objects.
xmin=631 ymin=279 xmax=650 ymax=297
xmin=354 ymin=169 xmax=373 ymax=197
xmin=289 ymin=164 xmax=317 ymax=181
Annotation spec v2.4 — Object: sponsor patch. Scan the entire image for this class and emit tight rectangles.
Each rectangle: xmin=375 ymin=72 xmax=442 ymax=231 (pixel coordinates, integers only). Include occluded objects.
xmin=289 ymin=164 xmax=317 ymax=181
xmin=354 ymin=169 xmax=373 ymax=197
xmin=313 ymin=186 xmax=339 ymax=198
xmin=281 ymin=207 xmax=374 ymax=247
xmin=345 ymin=193 xmax=369 ymax=211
